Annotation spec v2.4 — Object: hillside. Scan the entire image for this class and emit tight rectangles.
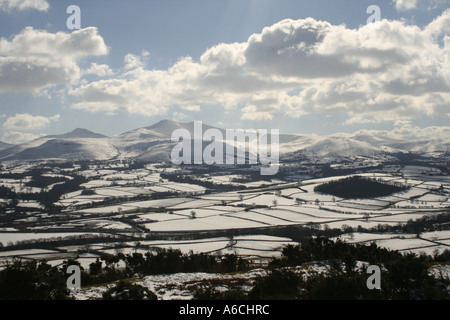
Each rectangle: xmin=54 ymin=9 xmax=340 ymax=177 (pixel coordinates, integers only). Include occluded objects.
xmin=0 ymin=119 xmax=448 ymax=164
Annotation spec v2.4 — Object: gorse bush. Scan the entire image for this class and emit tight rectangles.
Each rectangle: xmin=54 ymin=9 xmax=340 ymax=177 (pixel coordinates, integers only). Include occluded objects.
xmin=0 ymin=259 xmax=70 ymax=300
xmin=102 ymin=281 xmax=157 ymax=300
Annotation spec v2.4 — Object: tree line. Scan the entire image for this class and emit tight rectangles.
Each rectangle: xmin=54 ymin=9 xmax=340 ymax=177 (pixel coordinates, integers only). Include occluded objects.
xmin=0 ymin=248 xmax=249 ymax=300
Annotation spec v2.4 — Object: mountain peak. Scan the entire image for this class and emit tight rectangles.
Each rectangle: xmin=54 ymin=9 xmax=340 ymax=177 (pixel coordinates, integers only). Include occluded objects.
xmin=147 ymin=119 xmax=182 ymax=130
xmin=145 ymin=119 xmax=222 ymax=137
xmin=49 ymin=128 xmax=107 ymax=139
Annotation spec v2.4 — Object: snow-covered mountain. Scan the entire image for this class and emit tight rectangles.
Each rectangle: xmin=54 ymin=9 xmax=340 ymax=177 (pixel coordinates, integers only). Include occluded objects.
xmin=293 ymin=136 xmax=382 ymax=158
xmin=347 ymin=130 xmax=450 ymax=155
xmin=0 ymin=141 xmax=12 ymax=151
xmin=0 ymin=128 xmax=118 ymax=161
xmin=47 ymin=128 xmax=107 ymax=140
xmin=0 ymin=119 xmax=448 ymax=163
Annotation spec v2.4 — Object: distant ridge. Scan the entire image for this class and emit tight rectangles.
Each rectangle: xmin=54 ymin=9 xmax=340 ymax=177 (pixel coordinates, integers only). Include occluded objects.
xmin=47 ymin=128 xmax=107 ymax=139
xmin=146 ymin=119 xmax=184 ymax=131
xmin=0 ymin=141 xmax=13 ymax=150
xmin=0 ymin=119 xmax=448 ymax=162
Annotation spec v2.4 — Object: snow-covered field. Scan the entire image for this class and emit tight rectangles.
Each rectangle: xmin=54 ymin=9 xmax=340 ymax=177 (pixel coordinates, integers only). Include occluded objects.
xmin=335 ymin=230 xmax=450 ymax=256
xmin=6 ymin=170 xmax=450 ymax=243
xmin=0 ymin=164 xmax=449 ymax=288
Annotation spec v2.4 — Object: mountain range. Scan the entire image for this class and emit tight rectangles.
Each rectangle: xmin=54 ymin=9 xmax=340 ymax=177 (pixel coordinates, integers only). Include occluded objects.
xmin=0 ymin=119 xmax=448 ymax=163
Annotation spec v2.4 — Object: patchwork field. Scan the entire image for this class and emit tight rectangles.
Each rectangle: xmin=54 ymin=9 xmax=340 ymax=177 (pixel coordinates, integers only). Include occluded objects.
xmin=0 ymin=162 xmax=449 ymax=272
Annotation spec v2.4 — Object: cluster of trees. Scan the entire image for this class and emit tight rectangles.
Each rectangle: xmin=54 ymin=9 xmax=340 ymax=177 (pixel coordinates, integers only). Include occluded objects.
xmin=267 ymin=237 xmax=450 ymax=299
xmin=314 ymin=175 xmax=409 ymax=199
xmin=230 ymin=173 xmax=273 ymax=184
xmin=0 ymin=248 xmax=250 ymax=300
xmin=82 ymin=249 xmax=249 ymax=287
xmin=195 ymin=237 xmax=450 ymax=300
xmin=0 ymin=168 xmax=181 ymax=214
xmin=0 ymin=259 xmax=71 ymax=300
xmin=270 ymin=237 xmax=403 ymax=268
xmin=0 ymin=173 xmax=88 ymax=213
xmin=160 ymin=173 xmax=247 ymax=192
xmin=0 ymin=167 xmax=71 ymax=190
xmin=1 ymin=237 xmax=449 ymax=300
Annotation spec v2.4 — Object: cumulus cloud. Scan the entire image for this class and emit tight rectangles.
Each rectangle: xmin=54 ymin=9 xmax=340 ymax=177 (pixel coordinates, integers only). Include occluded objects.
xmin=241 ymin=110 xmax=274 ymax=121
xmin=355 ymin=123 xmax=450 ymax=142
xmin=0 ymin=0 xmax=49 ymax=12
xmin=172 ymin=111 xmax=191 ymax=122
xmin=70 ymin=55 xmax=207 ymax=116
xmin=69 ymin=12 xmax=450 ymax=124
xmin=180 ymin=105 xmax=201 ymax=112
xmin=394 ymin=0 xmax=419 ymax=11
xmin=1 ymin=113 xmax=59 ymax=143
xmin=393 ymin=0 xmax=450 ymax=11
xmin=83 ymin=63 xmax=114 ymax=77
xmin=0 ymin=27 xmax=108 ymax=94
xmin=1 ymin=131 xmax=43 ymax=144
xmin=2 ymin=113 xmax=60 ymax=131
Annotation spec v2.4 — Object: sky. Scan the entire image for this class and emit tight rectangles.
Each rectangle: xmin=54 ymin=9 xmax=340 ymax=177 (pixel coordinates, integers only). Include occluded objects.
xmin=0 ymin=0 xmax=449 ymax=144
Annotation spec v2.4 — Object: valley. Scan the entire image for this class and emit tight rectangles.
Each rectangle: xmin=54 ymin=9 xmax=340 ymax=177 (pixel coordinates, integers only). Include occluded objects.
xmin=0 ymin=120 xmax=449 ymax=300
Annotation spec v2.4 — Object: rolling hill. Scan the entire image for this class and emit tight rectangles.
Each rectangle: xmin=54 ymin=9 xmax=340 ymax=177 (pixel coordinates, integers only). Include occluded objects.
xmin=0 ymin=119 xmax=448 ymax=163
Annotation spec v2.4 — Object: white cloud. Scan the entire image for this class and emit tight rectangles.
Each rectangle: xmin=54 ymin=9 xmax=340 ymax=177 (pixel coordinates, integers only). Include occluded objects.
xmin=180 ymin=105 xmax=201 ymax=112
xmin=0 ymin=0 xmax=49 ymax=12
xmin=69 ymin=12 xmax=450 ymax=124
xmin=1 ymin=131 xmax=43 ymax=144
xmin=241 ymin=111 xmax=274 ymax=121
xmin=394 ymin=0 xmax=419 ymax=11
xmin=0 ymin=27 xmax=108 ymax=94
xmin=124 ymin=53 xmax=145 ymax=70
xmin=2 ymin=113 xmax=59 ymax=143
xmin=2 ymin=113 xmax=60 ymax=131
xmin=84 ymin=63 xmax=114 ymax=77
xmin=172 ymin=111 xmax=191 ymax=122
xmin=425 ymin=9 xmax=450 ymax=38
xmin=393 ymin=0 xmax=450 ymax=11
xmin=344 ymin=114 xmax=382 ymax=125
xmin=70 ymin=55 xmax=206 ymax=116
xmin=358 ymin=124 xmax=450 ymax=141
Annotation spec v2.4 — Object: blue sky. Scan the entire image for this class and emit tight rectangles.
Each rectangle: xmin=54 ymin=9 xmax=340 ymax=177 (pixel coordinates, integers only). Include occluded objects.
xmin=0 ymin=0 xmax=449 ymax=143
